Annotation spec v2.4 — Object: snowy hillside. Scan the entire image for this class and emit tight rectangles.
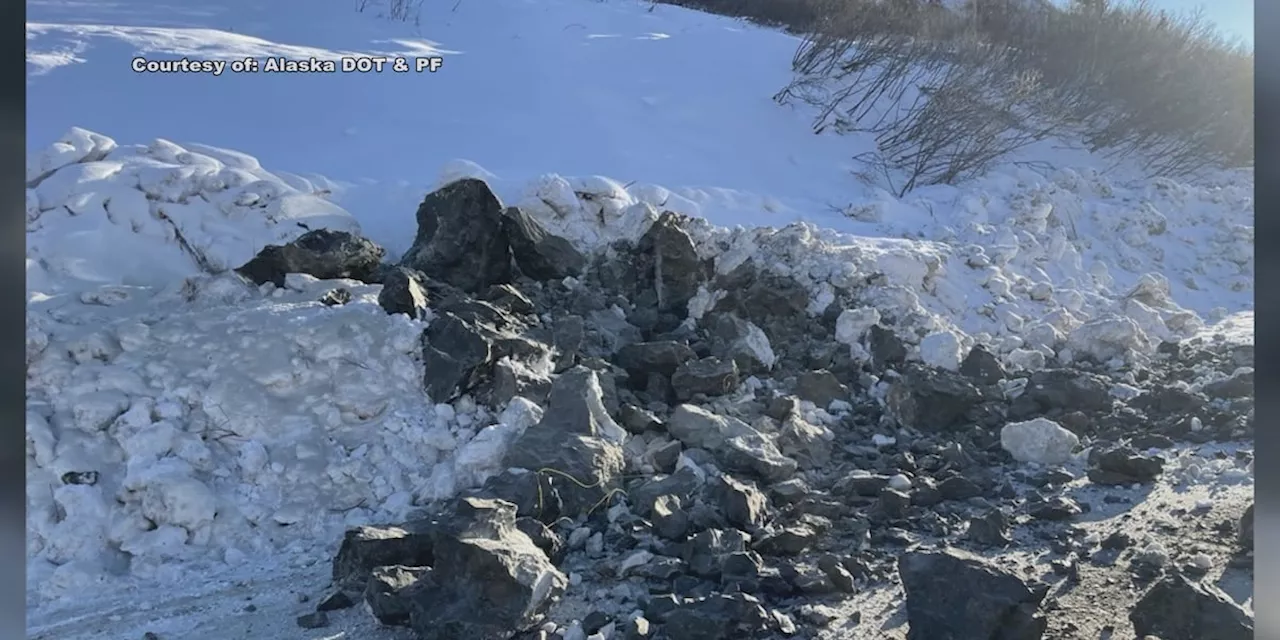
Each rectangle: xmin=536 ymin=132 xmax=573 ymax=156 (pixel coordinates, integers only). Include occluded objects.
xmin=26 ymin=0 xmax=1254 ymax=639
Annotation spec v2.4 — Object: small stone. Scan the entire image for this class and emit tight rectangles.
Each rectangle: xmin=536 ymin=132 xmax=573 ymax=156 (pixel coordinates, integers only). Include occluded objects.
xmin=296 ymin=611 xmax=329 ymax=629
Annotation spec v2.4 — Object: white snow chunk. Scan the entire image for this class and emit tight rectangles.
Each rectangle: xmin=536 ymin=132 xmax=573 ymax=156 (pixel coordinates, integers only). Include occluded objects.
xmin=1000 ymin=418 xmax=1080 ymax=465
xmin=918 ymin=331 xmax=963 ymax=371
xmin=835 ymin=308 xmax=880 ymax=346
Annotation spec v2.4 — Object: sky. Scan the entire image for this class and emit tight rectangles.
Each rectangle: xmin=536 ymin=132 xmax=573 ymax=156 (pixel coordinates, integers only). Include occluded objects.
xmin=1129 ymin=0 xmax=1252 ymax=45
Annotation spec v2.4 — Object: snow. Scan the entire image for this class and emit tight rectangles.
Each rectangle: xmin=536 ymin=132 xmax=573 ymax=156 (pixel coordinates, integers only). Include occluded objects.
xmin=25 ymin=0 xmax=1253 ymax=635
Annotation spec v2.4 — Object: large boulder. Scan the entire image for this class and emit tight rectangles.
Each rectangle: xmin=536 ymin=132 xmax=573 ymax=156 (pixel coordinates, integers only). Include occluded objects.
xmin=1129 ymin=572 xmax=1253 ymax=640
xmin=235 ymin=229 xmax=385 ymax=287
xmin=500 ymin=367 xmax=627 ymax=519
xmin=401 ymin=178 xmax=512 ymax=293
xmin=340 ymin=497 xmax=567 ymax=640
xmin=502 ymin=206 xmax=586 ymax=280
xmin=899 ymin=548 xmax=1047 ymax=640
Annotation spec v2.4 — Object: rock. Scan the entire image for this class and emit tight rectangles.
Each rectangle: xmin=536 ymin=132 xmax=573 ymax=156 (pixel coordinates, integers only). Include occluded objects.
xmin=965 ymin=510 xmax=1012 ymax=547
xmin=630 ymin=467 xmax=705 ymax=515
xmin=1238 ymin=503 xmax=1253 ymax=549
xmin=1129 ymin=572 xmax=1253 ymax=640
xmin=686 ymin=528 xmax=751 ymax=578
xmin=1001 ymin=418 xmax=1080 ymax=465
xmin=834 ymin=473 xmax=892 ymax=497
xmin=296 ymin=611 xmax=330 ymax=629
xmin=401 ymin=178 xmax=512 ymax=293
xmin=1028 ymin=496 xmax=1083 ymax=521
xmin=377 ymin=266 xmax=430 ymax=319
xmin=775 ymin=413 xmax=833 ymax=469
xmin=320 ymin=287 xmax=353 ymax=306
xmin=816 ymin=555 xmax=856 ymax=593
xmin=712 ymin=475 xmax=768 ymax=530
xmin=671 ymin=357 xmax=740 ymax=401
xmin=667 ymin=405 xmax=797 ymax=482
xmin=705 ymin=313 xmax=776 ymax=374
xmin=421 ymin=312 xmax=495 ymax=402
xmin=885 ymin=365 xmax=983 ymax=432
xmin=502 ymin=368 xmax=627 ymax=518
xmin=1010 ymin=370 xmax=1112 ymax=418
xmin=960 ymin=345 xmax=1006 ymax=385
xmin=1088 ymin=446 xmax=1164 ymax=485
xmin=235 ymin=229 xmax=385 ymax=287
xmin=1202 ymin=370 xmax=1253 ymax=400
xmin=754 ymin=525 xmax=818 ymax=556
xmin=615 ymin=341 xmax=696 ymax=378
xmin=938 ymin=475 xmax=983 ymax=501
xmin=620 ymin=404 xmax=663 ymax=434
xmin=878 ymin=488 xmax=912 ymax=519
xmin=794 ymin=370 xmax=850 ymax=408
xmin=899 ymin=548 xmax=1047 ymax=640
xmin=316 ymin=590 xmax=356 ymax=611
xmin=651 ymin=494 xmax=691 ymax=540
xmin=502 ymin=206 xmax=586 ymax=280
xmin=637 ymin=213 xmax=708 ymax=317
xmin=515 ymin=517 xmax=566 ymax=564
xmin=365 ymin=565 xmax=429 ymax=626
xmin=332 ymin=524 xmax=436 ymax=592
xmin=403 ymin=498 xmax=567 ymax=640
xmin=867 ymin=325 xmax=908 ymax=368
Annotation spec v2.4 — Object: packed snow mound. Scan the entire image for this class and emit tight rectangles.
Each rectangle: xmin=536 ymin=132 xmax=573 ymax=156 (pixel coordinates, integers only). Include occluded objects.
xmin=25 ymin=272 xmax=548 ymax=605
xmin=498 ymin=162 xmax=1250 ymax=368
xmin=26 ymin=128 xmax=360 ymax=296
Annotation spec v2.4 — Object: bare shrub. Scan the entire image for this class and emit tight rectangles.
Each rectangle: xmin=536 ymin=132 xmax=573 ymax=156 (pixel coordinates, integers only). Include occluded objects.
xmin=776 ymin=0 xmax=1251 ymax=192
xmin=354 ymin=0 xmax=425 ymax=26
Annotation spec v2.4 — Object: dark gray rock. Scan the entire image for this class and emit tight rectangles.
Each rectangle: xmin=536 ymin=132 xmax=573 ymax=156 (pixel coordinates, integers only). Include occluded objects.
xmin=793 ymin=370 xmax=849 ymax=408
xmin=502 ymin=206 xmax=586 ymax=281
xmin=615 ymin=341 xmax=696 ymax=378
xmin=885 ymin=365 xmax=983 ymax=432
xmin=420 ymin=312 xmax=494 ymax=402
xmin=296 ymin=611 xmax=330 ymax=629
xmin=964 ymin=510 xmax=1012 ymax=547
xmin=236 ymin=229 xmax=386 ymax=287
xmin=899 ymin=548 xmax=1048 ymax=640
xmin=704 ymin=313 xmax=775 ymax=375
xmin=775 ymin=413 xmax=832 ymax=469
xmin=671 ymin=356 xmax=739 ymax=401
xmin=502 ymin=368 xmax=626 ymax=518
xmin=365 ymin=565 xmax=429 ymax=626
xmin=753 ymin=525 xmax=818 ymax=556
xmin=1088 ymin=445 xmax=1164 ymax=485
xmin=1203 ymin=370 xmax=1254 ymax=400
xmin=637 ymin=213 xmax=707 ymax=317
xmin=959 ymin=345 xmax=1006 ymax=385
xmin=401 ymin=178 xmax=512 ymax=293
xmin=1028 ymin=496 xmax=1083 ymax=521
xmin=320 ymin=287 xmax=353 ymax=306
xmin=332 ymin=523 xmax=436 ymax=592
xmin=711 ymin=474 xmax=768 ymax=531
xmin=631 ymin=467 xmax=705 ymax=516
xmin=685 ymin=529 xmax=751 ymax=578
xmin=377 ymin=266 xmax=430 ymax=319
xmin=651 ymin=494 xmax=692 ymax=540
xmin=868 ymin=325 xmax=908 ymax=368
xmin=403 ymin=498 xmax=567 ymax=640
xmin=1009 ymin=370 xmax=1112 ymax=419
xmin=1129 ymin=572 xmax=1253 ymax=640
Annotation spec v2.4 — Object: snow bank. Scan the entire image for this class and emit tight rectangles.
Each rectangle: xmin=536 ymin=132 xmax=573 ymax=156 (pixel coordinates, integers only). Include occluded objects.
xmin=502 ymin=162 xmax=1251 ymax=368
xmin=26 ymin=128 xmax=360 ymax=296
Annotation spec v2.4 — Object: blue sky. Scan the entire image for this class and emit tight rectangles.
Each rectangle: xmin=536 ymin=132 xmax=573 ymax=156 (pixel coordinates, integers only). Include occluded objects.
xmin=1152 ymin=0 xmax=1252 ymax=45
xmin=1121 ymin=0 xmax=1253 ymax=45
